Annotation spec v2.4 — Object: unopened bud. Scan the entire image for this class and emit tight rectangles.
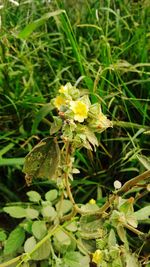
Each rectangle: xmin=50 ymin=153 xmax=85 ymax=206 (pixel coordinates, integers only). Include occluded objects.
xmin=114 ymin=180 xmax=122 ymax=189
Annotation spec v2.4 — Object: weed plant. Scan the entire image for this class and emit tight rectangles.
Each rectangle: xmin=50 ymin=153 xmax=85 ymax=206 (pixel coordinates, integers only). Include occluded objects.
xmin=0 ymin=0 xmax=150 ymax=266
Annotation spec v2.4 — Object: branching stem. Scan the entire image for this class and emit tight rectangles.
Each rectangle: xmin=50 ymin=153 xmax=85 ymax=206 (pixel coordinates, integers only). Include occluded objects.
xmin=95 ymin=170 xmax=150 ymax=215
xmin=1 ymin=224 xmax=59 ymax=267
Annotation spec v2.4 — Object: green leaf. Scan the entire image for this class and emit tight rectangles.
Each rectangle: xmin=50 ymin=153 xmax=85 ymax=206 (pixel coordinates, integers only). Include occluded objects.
xmin=0 ymin=230 xmax=7 ymax=241
xmin=24 ymin=237 xmax=51 ymax=261
xmin=64 ymin=251 xmax=90 ymax=267
xmin=20 ymin=263 xmax=30 ymax=267
xmin=109 ymin=246 xmax=120 ymax=259
xmin=0 ymin=157 xmax=24 ymax=166
xmin=65 ymin=221 xmax=78 ymax=232
xmin=3 ymin=206 xmax=27 ymax=218
xmin=18 ymin=10 xmax=65 ymax=39
xmin=4 ymin=226 xmax=25 ymax=255
xmin=53 ymin=229 xmax=76 ymax=254
xmin=108 ymin=229 xmax=117 ymax=249
xmin=32 ymin=221 xmax=47 ymax=240
xmin=20 ymin=262 xmax=30 ymax=267
xmin=54 ymin=229 xmax=71 ymax=245
xmin=56 ymin=199 xmax=73 ymax=215
xmin=119 ymin=198 xmax=134 ymax=214
xmin=80 ymin=203 xmax=99 ymax=212
xmin=0 ymin=142 xmax=15 ymax=157
xmin=79 ymin=214 xmax=104 ymax=239
xmin=41 ymin=205 xmax=57 ymax=219
xmin=110 ymin=210 xmax=126 ymax=226
xmin=23 ymin=137 xmax=60 ymax=180
xmin=126 ymin=252 xmax=140 ymax=267
xmin=31 ymin=103 xmax=54 ymax=134
xmin=135 ymin=206 xmax=150 ymax=221
xmin=136 ymin=155 xmax=150 ymax=170
xmin=27 ymin=191 xmax=41 ymax=203
xmin=22 ymin=220 xmax=33 ymax=234
xmin=112 ymin=256 xmax=123 ymax=267
xmin=126 ymin=214 xmax=138 ymax=228
xmin=116 ymin=226 xmax=129 ymax=250
xmin=45 ymin=189 xmax=58 ymax=202
xmin=24 ymin=236 xmax=36 ymax=253
xmin=3 ymin=206 xmax=39 ymax=219
xmin=50 ymin=116 xmax=62 ymax=135
xmin=32 ymin=240 xmax=51 ymax=261
xmin=26 ymin=208 xmax=39 ymax=219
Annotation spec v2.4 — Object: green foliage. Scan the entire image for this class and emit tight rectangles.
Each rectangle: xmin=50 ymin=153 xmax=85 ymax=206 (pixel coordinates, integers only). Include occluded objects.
xmin=26 ymin=191 xmax=41 ymax=203
xmin=0 ymin=230 xmax=7 ymax=242
xmin=4 ymin=226 xmax=25 ymax=255
xmin=0 ymin=0 xmax=150 ymax=266
xmin=1 ymin=185 xmax=150 ymax=266
xmin=32 ymin=221 xmax=47 ymax=240
xmin=45 ymin=189 xmax=58 ymax=202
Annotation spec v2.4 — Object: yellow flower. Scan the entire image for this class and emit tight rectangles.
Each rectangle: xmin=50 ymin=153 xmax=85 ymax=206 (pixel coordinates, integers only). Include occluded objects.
xmin=59 ymin=85 xmax=68 ymax=94
xmin=54 ymin=95 xmax=66 ymax=109
xmin=92 ymin=249 xmax=103 ymax=264
xmin=89 ymin=198 xmax=96 ymax=204
xmin=70 ymin=100 xmax=89 ymax=122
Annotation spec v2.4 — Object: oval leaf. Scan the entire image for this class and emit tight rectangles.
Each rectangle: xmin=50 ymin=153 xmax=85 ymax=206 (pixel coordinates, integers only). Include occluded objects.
xmin=24 ymin=236 xmax=36 ymax=253
xmin=32 ymin=240 xmax=51 ymax=261
xmin=32 ymin=221 xmax=47 ymax=240
xmin=4 ymin=227 xmax=25 ymax=255
xmin=27 ymin=191 xmax=41 ymax=203
xmin=135 ymin=206 xmax=150 ymax=221
xmin=56 ymin=199 xmax=73 ymax=215
xmin=45 ymin=189 xmax=58 ymax=202
xmin=3 ymin=206 xmax=26 ymax=218
xmin=26 ymin=208 xmax=39 ymax=219
xmin=41 ymin=205 xmax=57 ymax=219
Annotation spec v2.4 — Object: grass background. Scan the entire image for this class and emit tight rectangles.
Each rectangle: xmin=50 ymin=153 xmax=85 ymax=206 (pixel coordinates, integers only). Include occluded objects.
xmin=0 ymin=0 xmax=150 ymax=226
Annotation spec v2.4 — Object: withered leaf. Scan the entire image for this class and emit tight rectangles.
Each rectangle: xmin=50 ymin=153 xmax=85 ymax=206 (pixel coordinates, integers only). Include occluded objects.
xmin=23 ymin=137 xmax=60 ymax=181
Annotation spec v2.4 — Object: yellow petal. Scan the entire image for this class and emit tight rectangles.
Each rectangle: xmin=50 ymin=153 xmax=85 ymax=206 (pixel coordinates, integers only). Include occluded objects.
xmin=70 ymin=100 xmax=89 ymax=122
xmin=92 ymin=249 xmax=103 ymax=264
xmin=54 ymin=96 xmax=66 ymax=109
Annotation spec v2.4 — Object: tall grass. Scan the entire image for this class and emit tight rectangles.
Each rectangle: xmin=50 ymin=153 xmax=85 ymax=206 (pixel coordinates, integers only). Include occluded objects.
xmin=0 ymin=0 xmax=149 ymax=208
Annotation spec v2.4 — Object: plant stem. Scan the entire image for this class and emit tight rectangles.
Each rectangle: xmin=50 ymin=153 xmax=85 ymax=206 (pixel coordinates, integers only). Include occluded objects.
xmin=123 ymin=223 xmax=144 ymax=236
xmin=0 ymin=255 xmax=23 ymax=267
xmin=17 ymin=224 xmax=59 ymax=267
xmin=64 ymin=141 xmax=84 ymax=214
xmin=117 ymin=170 xmax=150 ymax=194
xmin=61 ymin=205 xmax=77 ymax=222
xmin=1 ymin=224 xmax=59 ymax=267
xmin=64 ymin=172 xmax=83 ymax=214
xmin=95 ymin=170 xmax=150 ymax=215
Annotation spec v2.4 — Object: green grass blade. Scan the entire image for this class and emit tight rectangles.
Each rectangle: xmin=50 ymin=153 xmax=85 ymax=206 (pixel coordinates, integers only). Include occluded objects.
xmin=18 ymin=10 xmax=65 ymax=39
xmin=31 ymin=103 xmax=53 ymax=134
xmin=0 ymin=158 xmax=24 ymax=166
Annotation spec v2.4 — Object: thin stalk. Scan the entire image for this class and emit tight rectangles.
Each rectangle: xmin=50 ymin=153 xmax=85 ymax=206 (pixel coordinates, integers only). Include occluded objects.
xmin=94 ymin=170 xmax=150 ymax=215
xmin=64 ymin=141 xmax=84 ymax=214
xmin=0 ymin=255 xmax=22 ymax=267
xmin=17 ymin=224 xmax=59 ymax=267
xmin=1 ymin=224 xmax=59 ymax=267
xmin=123 ymin=223 xmax=144 ymax=236
xmin=118 ymin=170 xmax=150 ymax=195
